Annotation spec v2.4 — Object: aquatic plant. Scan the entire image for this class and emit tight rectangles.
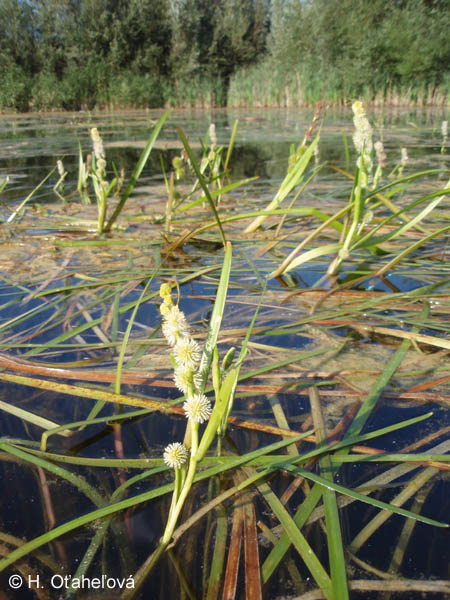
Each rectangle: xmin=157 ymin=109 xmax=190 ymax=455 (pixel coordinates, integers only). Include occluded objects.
xmin=0 ymin=108 xmax=449 ymax=599
xmin=325 ymin=100 xmax=375 ymax=278
xmin=163 ymin=120 xmax=240 ymax=236
xmin=74 ymin=112 xmax=170 ymax=233
xmin=244 ymin=113 xmax=321 ymax=234
xmin=157 ymin=276 xmax=229 ymax=553
xmin=270 ymin=101 xmax=450 ymax=282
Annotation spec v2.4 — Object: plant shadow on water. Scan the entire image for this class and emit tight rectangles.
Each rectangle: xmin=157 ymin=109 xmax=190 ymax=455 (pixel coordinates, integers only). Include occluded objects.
xmin=0 ymin=105 xmax=449 ymax=599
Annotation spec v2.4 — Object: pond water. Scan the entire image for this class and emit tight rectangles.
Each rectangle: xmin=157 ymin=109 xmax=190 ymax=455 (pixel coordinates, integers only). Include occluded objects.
xmin=0 ymin=107 xmax=449 ymax=599
xmin=0 ymin=106 xmax=448 ymax=205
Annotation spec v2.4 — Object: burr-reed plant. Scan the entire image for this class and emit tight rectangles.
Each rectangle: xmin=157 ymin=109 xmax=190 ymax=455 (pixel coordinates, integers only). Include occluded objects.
xmin=244 ymin=112 xmax=321 ymax=234
xmin=325 ymin=102 xmax=449 ymax=280
xmin=155 ymin=243 xmax=262 ymax=563
xmin=74 ymin=111 xmax=170 ymax=233
xmin=326 ymin=100 xmax=374 ymax=277
xmin=163 ymin=119 xmax=241 ymax=236
xmin=270 ymin=100 xmax=450 ymax=282
xmin=89 ymin=127 xmax=115 ymax=233
xmin=155 ymin=242 xmax=235 ymax=559
xmin=53 ymin=159 xmax=67 ymax=202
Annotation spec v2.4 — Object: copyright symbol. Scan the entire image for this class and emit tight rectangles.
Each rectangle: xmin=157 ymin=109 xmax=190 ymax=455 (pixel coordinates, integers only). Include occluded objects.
xmin=9 ymin=574 xmax=23 ymax=589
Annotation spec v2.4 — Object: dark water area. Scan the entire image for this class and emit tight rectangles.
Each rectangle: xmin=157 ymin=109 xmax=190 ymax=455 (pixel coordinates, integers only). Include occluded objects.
xmin=0 ymin=106 xmax=448 ymax=206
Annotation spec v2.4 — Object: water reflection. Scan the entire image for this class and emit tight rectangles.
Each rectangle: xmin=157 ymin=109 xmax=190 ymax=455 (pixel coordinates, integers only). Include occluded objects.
xmin=0 ymin=107 xmax=448 ymax=206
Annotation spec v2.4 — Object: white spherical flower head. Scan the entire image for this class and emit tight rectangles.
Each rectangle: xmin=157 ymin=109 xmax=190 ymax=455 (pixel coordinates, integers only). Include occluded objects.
xmin=183 ymin=394 xmax=212 ymax=424
xmin=163 ymin=442 xmax=189 ymax=469
xmin=352 ymin=101 xmax=373 ymax=157
xmin=174 ymin=337 xmax=201 ymax=370
xmin=352 ymin=122 xmax=373 ymax=155
xmin=174 ymin=365 xmax=192 ymax=395
xmin=356 ymin=153 xmax=373 ymax=173
xmin=162 ymin=305 xmax=189 ymax=346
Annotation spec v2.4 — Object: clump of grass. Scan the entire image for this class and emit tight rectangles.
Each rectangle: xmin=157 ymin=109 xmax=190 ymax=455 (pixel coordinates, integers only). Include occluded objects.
xmin=228 ymin=63 xmax=330 ymax=107
xmin=165 ymin=75 xmax=226 ymax=108
xmin=163 ymin=122 xmax=228 ymax=232
xmin=227 ymin=58 xmax=449 ymax=108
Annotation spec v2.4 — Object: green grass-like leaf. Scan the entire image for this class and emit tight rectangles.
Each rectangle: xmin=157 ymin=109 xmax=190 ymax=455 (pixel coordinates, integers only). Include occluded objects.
xmin=244 ymin=134 xmax=320 ymax=233
xmin=279 ymin=463 xmax=448 ymax=528
xmin=0 ymin=433 xmax=311 ymax=572
xmin=105 ymin=110 xmax=170 ymax=231
xmin=196 ymin=241 xmax=232 ymax=393
xmin=177 ymin=126 xmax=227 ymax=246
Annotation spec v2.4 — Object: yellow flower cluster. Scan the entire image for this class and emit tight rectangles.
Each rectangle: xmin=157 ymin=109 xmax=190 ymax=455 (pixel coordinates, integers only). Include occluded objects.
xmin=159 ymin=282 xmax=173 ymax=317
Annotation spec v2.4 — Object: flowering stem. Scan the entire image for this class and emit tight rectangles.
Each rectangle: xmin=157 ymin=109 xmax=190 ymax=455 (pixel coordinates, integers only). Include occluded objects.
xmin=183 ymin=420 xmax=192 ymax=450
xmin=167 ymin=467 xmax=181 ymax=523
xmin=191 ymin=422 xmax=199 ymax=457
xmin=161 ymin=422 xmax=199 ymax=543
xmin=161 ymin=455 xmax=198 ymax=546
xmin=97 ymin=193 xmax=107 ymax=234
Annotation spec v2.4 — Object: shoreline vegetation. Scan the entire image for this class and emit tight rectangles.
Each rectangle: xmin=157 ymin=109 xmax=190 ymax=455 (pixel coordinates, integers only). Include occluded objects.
xmin=1 ymin=0 xmax=449 ymax=113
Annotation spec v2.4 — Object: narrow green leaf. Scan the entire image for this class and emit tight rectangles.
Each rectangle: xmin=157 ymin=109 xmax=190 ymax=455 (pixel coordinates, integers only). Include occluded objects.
xmin=332 ymin=453 xmax=450 ymax=463
xmin=105 ymin=111 xmax=170 ymax=231
xmin=280 ymin=464 xmax=448 ymax=528
xmin=262 ymin=484 xmax=323 ymax=583
xmin=177 ymin=126 xmax=227 ymax=246
xmin=197 ymin=242 xmax=232 ymax=391
xmin=197 ymin=368 xmax=238 ymax=460
xmin=244 ymin=134 xmax=319 ymax=233
xmin=7 ymin=168 xmax=55 ymax=223
xmin=0 ymin=433 xmax=311 ymax=572
xmin=0 ymin=400 xmax=71 ymax=437
xmin=115 ymin=276 xmax=154 ymax=395
xmin=205 ymin=504 xmax=227 ymax=600
xmin=261 ymin=411 xmax=433 ymax=581
xmin=0 ymin=443 xmax=106 ymax=508
xmin=354 ymin=187 xmax=450 ymax=250
xmin=282 ymin=242 xmax=342 ymax=273
xmin=179 ymin=177 xmax=257 ymax=212
xmin=256 ymin=479 xmax=333 ymax=599
xmin=310 ymin=387 xmax=349 ymax=600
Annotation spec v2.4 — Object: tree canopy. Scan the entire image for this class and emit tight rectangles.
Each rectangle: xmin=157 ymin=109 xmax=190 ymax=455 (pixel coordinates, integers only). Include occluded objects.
xmin=0 ymin=0 xmax=448 ymax=110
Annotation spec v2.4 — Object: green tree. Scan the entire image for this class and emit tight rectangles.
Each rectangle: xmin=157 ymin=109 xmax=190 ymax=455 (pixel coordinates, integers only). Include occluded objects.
xmin=98 ymin=0 xmax=172 ymax=75
xmin=0 ymin=0 xmax=37 ymax=73
xmin=266 ymin=0 xmax=450 ymax=98
xmin=170 ymin=0 xmax=269 ymax=103
xmin=0 ymin=0 xmax=37 ymax=109
xmin=30 ymin=0 xmax=80 ymax=77
xmin=381 ymin=0 xmax=450 ymax=86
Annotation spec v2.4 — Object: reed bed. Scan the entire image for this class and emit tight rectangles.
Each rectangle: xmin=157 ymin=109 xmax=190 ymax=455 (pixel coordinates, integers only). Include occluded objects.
xmin=228 ymin=64 xmax=450 ymax=109
xmin=0 ymin=105 xmax=449 ymax=599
